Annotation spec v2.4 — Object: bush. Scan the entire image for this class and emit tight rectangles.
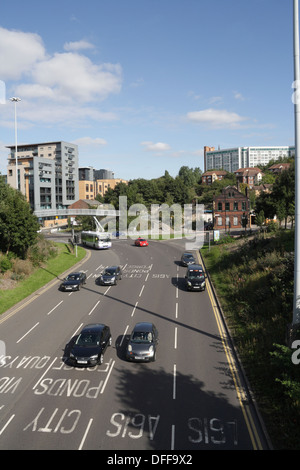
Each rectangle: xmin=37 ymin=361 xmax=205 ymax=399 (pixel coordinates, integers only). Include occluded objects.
xmin=0 ymin=255 xmax=12 ymax=273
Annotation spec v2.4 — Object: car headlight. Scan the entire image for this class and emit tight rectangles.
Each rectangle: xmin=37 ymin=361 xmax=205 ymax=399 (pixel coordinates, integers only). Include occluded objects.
xmin=149 ymin=345 xmax=154 ymax=354
xmin=111 ymin=276 xmax=115 ymax=281
xmin=128 ymin=344 xmax=132 ymax=352
xmin=187 ymin=281 xmax=192 ymax=286
xmin=201 ymin=281 xmax=205 ymax=287
xmin=90 ymin=355 xmax=98 ymax=360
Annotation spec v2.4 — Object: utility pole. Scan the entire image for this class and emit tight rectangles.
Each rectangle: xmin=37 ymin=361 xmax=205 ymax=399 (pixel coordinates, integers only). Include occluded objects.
xmin=292 ymin=0 xmax=300 ymax=339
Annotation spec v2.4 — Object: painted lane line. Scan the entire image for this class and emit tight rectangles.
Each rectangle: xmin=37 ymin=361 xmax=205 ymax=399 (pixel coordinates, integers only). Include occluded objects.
xmin=47 ymin=300 xmax=63 ymax=316
xmin=88 ymin=300 xmax=101 ymax=316
xmin=173 ymin=364 xmax=176 ymax=399
xmin=175 ymin=302 xmax=178 ymax=319
xmin=174 ymin=328 xmax=178 ymax=349
xmin=171 ymin=424 xmax=175 ymax=450
xmin=78 ymin=418 xmax=93 ymax=450
xmin=176 ymin=274 xmax=179 ymax=298
xmin=16 ymin=322 xmax=39 ymax=343
xmin=87 ymin=273 xmax=93 ymax=280
xmin=72 ymin=323 xmax=84 ymax=338
xmin=32 ymin=357 xmax=58 ymax=390
xmin=101 ymin=360 xmax=115 ymax=394
xmin=0 ymin=415 xmax=15 ymax=435
xmin=104 ymin=286 xmax=111 ymax=295
xmin=145 ymin=273 xmax=149 ymax=282
xmin=131 ymin=301 xmax=138 ymax=317
xmin=119 ymin=325 xmax=129 ymax=347
xmin=139 ymin=285 xmax=145 ymax=297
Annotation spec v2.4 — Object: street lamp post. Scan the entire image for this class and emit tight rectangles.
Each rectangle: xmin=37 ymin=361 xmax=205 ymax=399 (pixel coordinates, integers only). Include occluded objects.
xmin=9 ymin=97 xmax=21 ymax=190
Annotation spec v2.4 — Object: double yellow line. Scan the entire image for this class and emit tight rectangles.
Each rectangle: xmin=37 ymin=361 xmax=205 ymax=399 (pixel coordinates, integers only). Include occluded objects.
xmin=198 ymin=251 xmax=264 ymax=450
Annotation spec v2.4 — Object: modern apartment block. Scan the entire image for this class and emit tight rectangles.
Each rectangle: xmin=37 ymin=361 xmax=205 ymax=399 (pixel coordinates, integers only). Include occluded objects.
xmin=6 ymin=141 xmax=79 ymax=224
xmin=78 ymin=166 xmax=128 ymax=200
xmin=204 ymin=146 xmax=295 ymax=173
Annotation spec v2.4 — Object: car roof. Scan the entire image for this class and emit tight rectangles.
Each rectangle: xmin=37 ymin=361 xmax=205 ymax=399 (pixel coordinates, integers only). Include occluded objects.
xmin=187 ymin=264 xmax=203 ymax=270
xmin=182 ymin=252 xmax=194 ymax=256
xmin=81 ymin=323 xmax=106 ymax=332
xmin=132 ymin=322 xmax=155 ymax=332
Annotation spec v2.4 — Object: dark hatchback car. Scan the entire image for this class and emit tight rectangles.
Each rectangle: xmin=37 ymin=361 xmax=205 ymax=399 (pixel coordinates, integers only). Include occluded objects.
xmin=69 ymin=323 xmax=112 ymax=366
xmin=99 ymin=266 xmax=122 ymax=285
xmin=181 ymin=252 xmax=195 ymax=267
xmin=126 ymin=322 xmax=159 ymax=362
xmin=185 ymin=264 xmax=206 ymax=291
xmin=60 ymin=272 xmax=87 ymax=291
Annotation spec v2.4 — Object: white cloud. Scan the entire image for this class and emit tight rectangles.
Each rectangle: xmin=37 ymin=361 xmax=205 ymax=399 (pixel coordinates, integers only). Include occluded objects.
xmin=0 ymin=27 xmax=46 ymax=80
xmin=234 ymin=91 xmax=245 ymax=101
xmin=186 ymin=108 xmax=247 ymax=128
xmin=64 ymin=40 xmax=95 ymax=52
xmin=30 ymin=52 xmax=122 ymax=103
xmin=141 ymin=141 xmax=171 ymax=152
xmin=73 ymin=137 xmax=107 ymax=146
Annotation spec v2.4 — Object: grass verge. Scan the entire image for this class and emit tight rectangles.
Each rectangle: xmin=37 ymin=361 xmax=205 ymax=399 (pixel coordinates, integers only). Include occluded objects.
xmin=201 ymin=230 xmax=300 ymax=450
xmin=0 ymin=243 xmax=86 ymax=316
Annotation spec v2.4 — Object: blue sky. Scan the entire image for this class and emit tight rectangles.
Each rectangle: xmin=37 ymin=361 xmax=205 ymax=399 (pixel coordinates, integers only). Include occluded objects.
xmin=0 ymin=0 xmax=296 ymax=181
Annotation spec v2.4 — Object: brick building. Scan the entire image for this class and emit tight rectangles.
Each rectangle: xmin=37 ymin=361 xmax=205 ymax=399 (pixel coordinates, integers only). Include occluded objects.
xmin=213 ymin=186 xmax=250 ymax=230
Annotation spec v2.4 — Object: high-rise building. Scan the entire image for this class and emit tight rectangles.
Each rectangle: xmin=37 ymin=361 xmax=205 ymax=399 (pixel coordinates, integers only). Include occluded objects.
xmin=204 ymin=146 xmax=295 ymax=173
xmin=6 ymin=141 xmax=79 ymax=225
xmin=78 ymin=166 xmax=127 ymax=200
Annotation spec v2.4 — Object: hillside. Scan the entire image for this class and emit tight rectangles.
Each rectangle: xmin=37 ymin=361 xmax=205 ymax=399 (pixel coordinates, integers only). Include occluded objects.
xmin=201 ymin=229 xmax=300 ymax=450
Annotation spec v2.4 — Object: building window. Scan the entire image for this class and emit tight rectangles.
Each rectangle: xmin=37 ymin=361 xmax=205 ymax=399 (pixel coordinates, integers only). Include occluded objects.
xmin=217 ymin=217 xmax=222 ymax=226
xmin=233 ymin=217 xmax=238 ymax=226
xmin=242 ymin=202 xmax=246 ymax=211
xmin=218 ymin=202 xmax=222 ymax=211
xmin=225 ymin=202 xmax=230 ymax=211
xmin=234 ymin=202 xmax=238 ymax=211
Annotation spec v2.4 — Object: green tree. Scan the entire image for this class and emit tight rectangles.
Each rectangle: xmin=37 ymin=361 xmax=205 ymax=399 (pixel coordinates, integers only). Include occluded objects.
xmin=0 ymin=177 xmax=40 ymax=258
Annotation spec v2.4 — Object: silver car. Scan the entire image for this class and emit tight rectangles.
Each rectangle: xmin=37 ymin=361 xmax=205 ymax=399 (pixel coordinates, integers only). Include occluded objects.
xmin=126 ymin=322 xmax=159 ymax=362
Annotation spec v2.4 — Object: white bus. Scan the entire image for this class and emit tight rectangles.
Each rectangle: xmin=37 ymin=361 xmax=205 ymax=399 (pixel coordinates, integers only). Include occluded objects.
xmin=81 ymin=231 xmax=112 ymax=249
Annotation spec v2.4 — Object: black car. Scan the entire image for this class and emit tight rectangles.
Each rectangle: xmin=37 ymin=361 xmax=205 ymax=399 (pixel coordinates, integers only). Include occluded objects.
xmin=181 ymin=252 xmax=196 ymax=267
xmin=69 ymin=323 xmax=112 ymax=366
xmin=99 ymin=266 xmax=122 ymax=285
xmin=60 ymin=272 xmax=87 ymax=291
xmin=185 ymin=264 xmax=206 ymax=291
xmin=126 ymin=322 xmax=159 ymax=362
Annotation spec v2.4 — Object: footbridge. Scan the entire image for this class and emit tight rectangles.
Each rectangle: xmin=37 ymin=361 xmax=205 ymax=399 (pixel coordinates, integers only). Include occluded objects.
xmin=34 ymin=208 xmax=120 ymax=218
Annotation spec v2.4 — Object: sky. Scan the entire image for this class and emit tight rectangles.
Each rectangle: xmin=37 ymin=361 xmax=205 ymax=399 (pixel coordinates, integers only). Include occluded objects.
xmin=0 ymin=0 xmax=296 ymax=181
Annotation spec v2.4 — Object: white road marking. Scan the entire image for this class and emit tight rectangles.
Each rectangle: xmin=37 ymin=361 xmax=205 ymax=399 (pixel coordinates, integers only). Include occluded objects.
xmin=131 ymin=301 xmax=138 ymax=317
xmin=88 ymin=300 xmax=100 ymax=315
xmin=47 ymin=300 xmax=63 ymax=315
xmin=78 ymin=418 xmax=93 ymax=450
xmin=100 ymin=360 xmax=115 ymax=394
xmin=173 ymin=364 xmax=176 ymax=399
xmin=16 ymin=322 xmax=39 ymax=343
xmin=0 ymin=415 xmax=14 ymax=435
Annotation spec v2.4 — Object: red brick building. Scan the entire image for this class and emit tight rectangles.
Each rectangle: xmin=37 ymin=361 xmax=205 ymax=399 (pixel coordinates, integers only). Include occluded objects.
xmin=213 ymin=186 xmax=250 ymax=230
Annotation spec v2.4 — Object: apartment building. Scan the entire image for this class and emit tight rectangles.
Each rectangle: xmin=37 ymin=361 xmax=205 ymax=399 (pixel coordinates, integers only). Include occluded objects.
xmin=204 ymin=146 xmax=295 ymax=173
xmin=6 ymin=141 xmax=79 ymax=225
xmin=78 ymin=166 xmax=128 ymax=200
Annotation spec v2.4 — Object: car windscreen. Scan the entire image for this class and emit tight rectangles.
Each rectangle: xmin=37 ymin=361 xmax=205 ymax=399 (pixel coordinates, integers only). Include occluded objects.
xmin=188 ymin=270 xmax=204 ymax=279
xmin=66 ymin=274 xmax=79 ymax=280
xmin=76 ymin=333 xmax=101 ymax=346
xmin=131 ymin=331 xmax=153 ymax=343
xmin=104 ymin=268 xmax=115 ymax=275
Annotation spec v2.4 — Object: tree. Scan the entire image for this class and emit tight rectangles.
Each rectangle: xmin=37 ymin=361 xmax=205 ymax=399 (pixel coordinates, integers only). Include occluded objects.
xmin=0 ymin=177 xmax=40 ymax=258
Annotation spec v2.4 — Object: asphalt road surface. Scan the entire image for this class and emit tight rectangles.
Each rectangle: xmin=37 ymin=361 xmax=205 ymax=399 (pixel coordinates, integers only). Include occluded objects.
xmin=0 ymin=236 xmax=271 ymax=451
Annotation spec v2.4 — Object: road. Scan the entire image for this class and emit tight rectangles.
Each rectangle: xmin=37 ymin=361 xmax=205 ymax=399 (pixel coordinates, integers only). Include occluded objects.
xmin=0 ymin=236 xmax=271 ymax=451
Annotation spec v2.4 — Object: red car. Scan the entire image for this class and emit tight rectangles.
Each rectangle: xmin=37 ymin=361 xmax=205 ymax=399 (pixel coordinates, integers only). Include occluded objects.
xmin=135 ymin=237 xmax=148 ymax=247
